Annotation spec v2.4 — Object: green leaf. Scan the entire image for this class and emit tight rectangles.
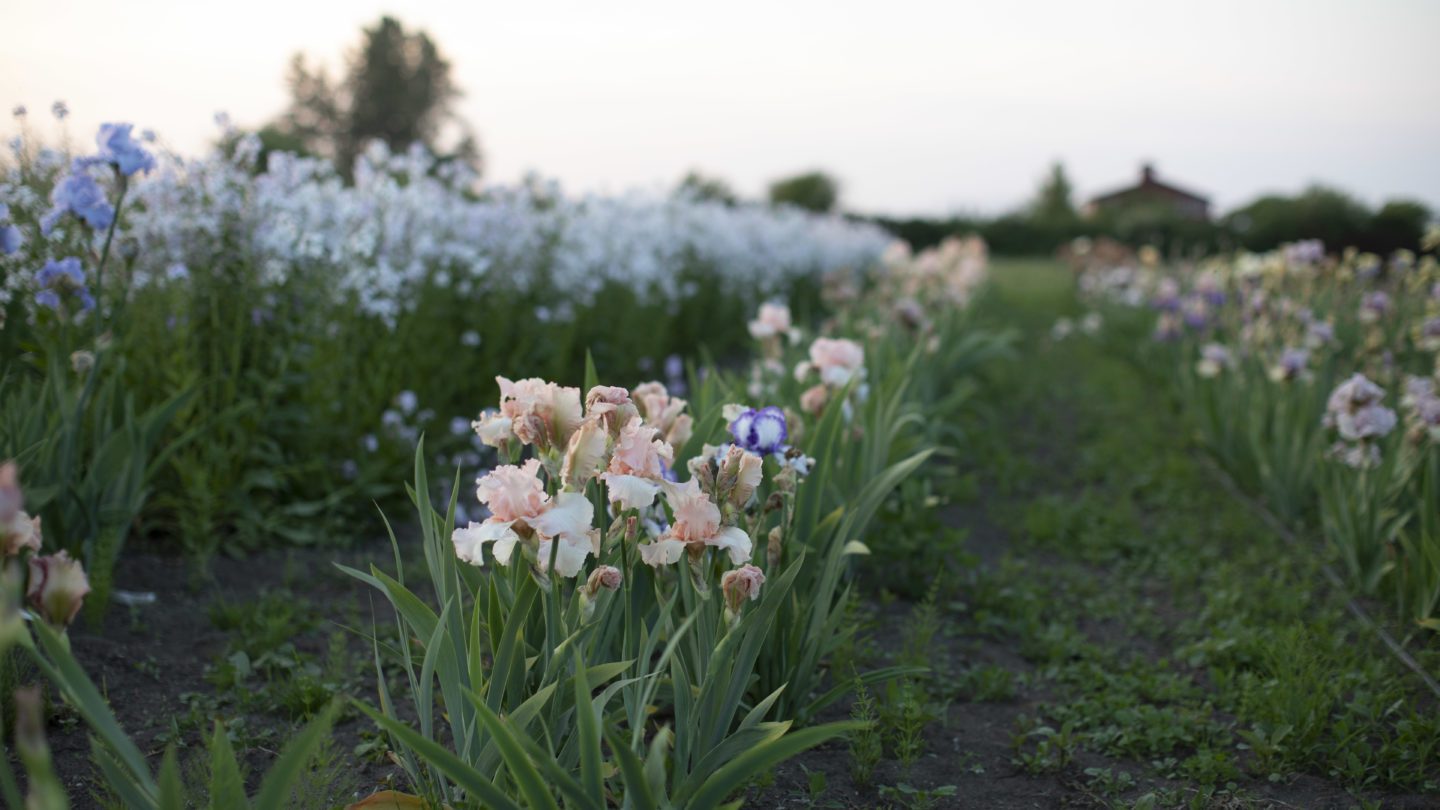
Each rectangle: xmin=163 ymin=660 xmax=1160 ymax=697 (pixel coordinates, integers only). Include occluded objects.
xmin=604 ymin=724 xmax=658 ymax=810
xmin=251 ymin=700 xmax=341 ymax=810
xmin=688 ymin=721 xmax=863 ymax=810
xmin=573 ymin=652 xmax=605 ymax=802
xmin=353 ymin=701 xmax=522 ymax=810
xmin=158 ymin=747 xmax=184 ymax=810
xmin=28 ymin=622 xmax=157 ymax=800
xmin=644 ymin=725 xmax=673 ymax=800
xmin=88 ymin=740 xmax=156 ymax=810
xmin=208 ymin=721 xmax=249 ymax=810
xmin=468 ymin=699 xmax=561 ymax=810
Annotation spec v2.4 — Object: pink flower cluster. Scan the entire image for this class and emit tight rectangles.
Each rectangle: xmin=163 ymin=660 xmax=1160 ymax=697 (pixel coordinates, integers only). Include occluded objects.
xmin=454 ymin=379 xmax=765 ymax=594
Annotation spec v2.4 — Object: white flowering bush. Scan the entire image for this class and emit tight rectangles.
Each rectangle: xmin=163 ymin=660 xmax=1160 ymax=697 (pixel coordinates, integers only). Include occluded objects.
xmin=0 ymin=113 xmax=891 ymax=561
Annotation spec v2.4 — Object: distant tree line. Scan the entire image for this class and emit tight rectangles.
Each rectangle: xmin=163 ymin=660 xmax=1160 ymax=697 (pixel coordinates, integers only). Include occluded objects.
xmin=229 ymin=14 xmax=1430 ymax=261
xmin=873 ymin=164 xmax=1433 ymax=258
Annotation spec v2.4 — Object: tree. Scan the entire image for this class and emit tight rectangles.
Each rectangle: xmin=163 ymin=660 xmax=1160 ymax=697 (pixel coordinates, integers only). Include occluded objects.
xmin=275 ymin=16 xmax=480 ymax=177
xmin=1226 ymin=186 xmax=1371 ymax=252
xmin=676 ymin=170 xmax=738 ymax=206
xmin=1030 ymin=162 xmax=1078 ymax=226
xmin=768 ymin=171 xmax=839 ymax=213
xmin=1366 ymin=200 xmax=1431 ymax=254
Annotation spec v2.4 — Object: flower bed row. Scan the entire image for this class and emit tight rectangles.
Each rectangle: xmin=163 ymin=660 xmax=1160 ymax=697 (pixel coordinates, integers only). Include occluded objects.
xmin=1066 ymin=234 xmax=1440 ymax=632
xmin=1 ymin=114 xmax=1010 ymax=807
xmin=0 ymin=116 xmax=894 ymax=615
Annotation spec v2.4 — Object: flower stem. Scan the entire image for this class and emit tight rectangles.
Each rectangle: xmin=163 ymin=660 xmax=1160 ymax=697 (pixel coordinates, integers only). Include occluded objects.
xmin=93 ymin=172 xmax=128 ymax=326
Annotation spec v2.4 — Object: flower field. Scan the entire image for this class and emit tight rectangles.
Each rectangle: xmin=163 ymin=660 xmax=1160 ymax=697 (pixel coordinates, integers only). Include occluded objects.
xmin=2 ymin=119 xmax=1439 ymax=810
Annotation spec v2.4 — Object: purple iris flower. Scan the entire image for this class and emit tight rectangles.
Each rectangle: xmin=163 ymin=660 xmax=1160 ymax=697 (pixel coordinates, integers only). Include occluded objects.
xmin=94 ymin=123 xmax=156 ymax=176
xmin=34 ymin=257 xmax=95 ymax=312
xmin=1362 ymin=291 xmax=1390 ymax=317
xmin=728 ymin=406 xmax=789 ymax=456
xmin=41 ymin=167 xmax=113 ymax=234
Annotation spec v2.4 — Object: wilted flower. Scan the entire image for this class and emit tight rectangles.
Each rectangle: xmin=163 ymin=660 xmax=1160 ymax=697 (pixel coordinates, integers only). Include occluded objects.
xmin=728 ymin=406 xmax=788 ymax=456
xmin=27 ymin=551 xmax=90 ymax=627
xmin=70 ymin=350 xmax=95 ymax=374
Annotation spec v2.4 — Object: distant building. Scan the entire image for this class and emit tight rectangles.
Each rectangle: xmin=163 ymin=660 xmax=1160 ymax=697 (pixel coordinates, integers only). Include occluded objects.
xmin=1083 ymin=164 xmax=1210 ymax=222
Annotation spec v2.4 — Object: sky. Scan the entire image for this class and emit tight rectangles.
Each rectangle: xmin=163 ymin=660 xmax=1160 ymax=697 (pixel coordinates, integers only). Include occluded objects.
xmin=3 ymin=0 xmax=1438 ymax=218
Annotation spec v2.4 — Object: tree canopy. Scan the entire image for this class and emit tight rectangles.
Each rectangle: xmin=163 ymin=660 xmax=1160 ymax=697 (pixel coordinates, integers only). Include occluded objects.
xmin=768 ymin=171 xmax=839 ymax=213
xmin=274 ymin=16 xmax=480 ymax=177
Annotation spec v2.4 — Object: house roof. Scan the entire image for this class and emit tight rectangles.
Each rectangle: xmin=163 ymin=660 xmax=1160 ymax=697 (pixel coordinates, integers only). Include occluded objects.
xmin=1088 ymin=164 xmax=1209 ymax=206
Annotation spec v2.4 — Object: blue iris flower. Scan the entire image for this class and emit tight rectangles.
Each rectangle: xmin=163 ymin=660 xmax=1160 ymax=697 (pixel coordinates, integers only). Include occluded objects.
xmin=94 ymin=122 xmax=156 ymax=177
xmin=0 ymin=204 xmax=21 ymax=254
xmin=42 ymin=167 xmax=114 ymax=234
xmin=0 ymin=225 xmax=21 ymax=255
xmin=34 ymin=257 xmax=94 ymax=312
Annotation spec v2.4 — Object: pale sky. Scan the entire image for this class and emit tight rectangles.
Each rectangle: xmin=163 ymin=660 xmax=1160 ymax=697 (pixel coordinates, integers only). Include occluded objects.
xmin=4 ymin=0 xmax=1438 ymax=217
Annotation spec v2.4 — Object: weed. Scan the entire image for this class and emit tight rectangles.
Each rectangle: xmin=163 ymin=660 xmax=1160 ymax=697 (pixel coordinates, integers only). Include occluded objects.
xmin=848 ymin=679 xmax=883 ymax=789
